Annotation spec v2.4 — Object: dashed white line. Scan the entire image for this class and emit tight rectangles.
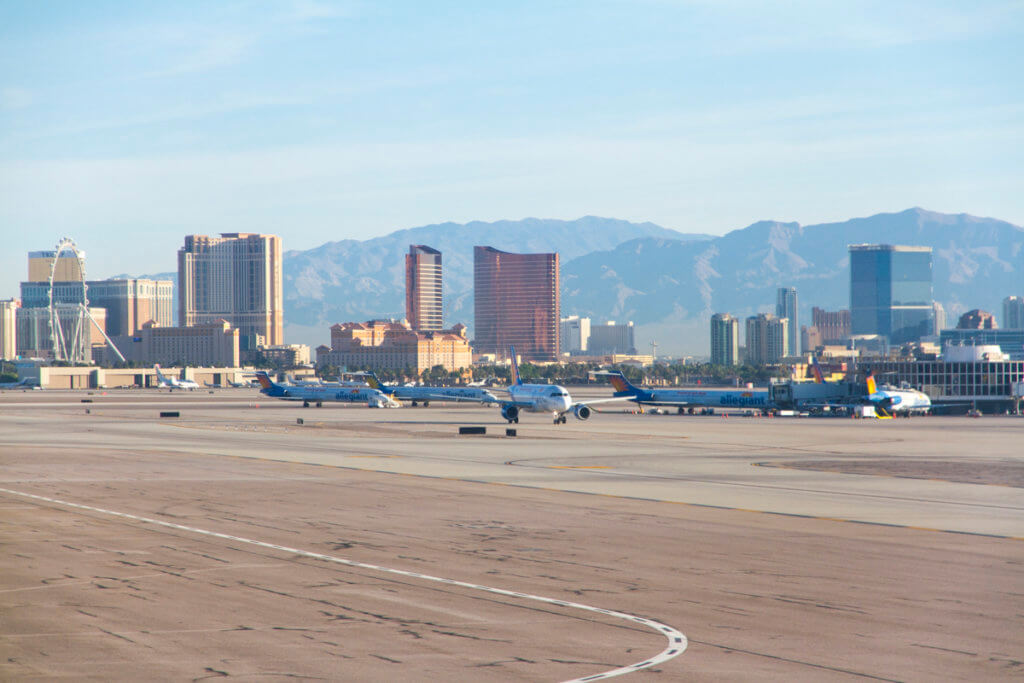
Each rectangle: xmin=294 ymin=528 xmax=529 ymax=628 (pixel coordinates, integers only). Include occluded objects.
xmin=0 ymin=486 xmax=687 ymax=681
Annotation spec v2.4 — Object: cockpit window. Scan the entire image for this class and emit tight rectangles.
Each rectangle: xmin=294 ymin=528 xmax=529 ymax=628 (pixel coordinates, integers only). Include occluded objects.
xmin=549 ymin=390 xmax=561 ymax=396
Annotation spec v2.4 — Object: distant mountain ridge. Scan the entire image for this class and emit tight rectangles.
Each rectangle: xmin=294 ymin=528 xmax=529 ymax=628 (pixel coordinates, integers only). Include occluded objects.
xmin=562 ymin=209 xmax=1024 ymax=339
xmin=283 ymin=216 xmax=711 ymax=332
xmin=122 ymin=209 xmax=1023 ymax=355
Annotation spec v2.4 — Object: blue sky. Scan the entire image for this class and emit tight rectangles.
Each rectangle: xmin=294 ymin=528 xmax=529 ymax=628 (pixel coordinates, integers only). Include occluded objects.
xmin=1 ymin=0 xmax=1022 ymax=296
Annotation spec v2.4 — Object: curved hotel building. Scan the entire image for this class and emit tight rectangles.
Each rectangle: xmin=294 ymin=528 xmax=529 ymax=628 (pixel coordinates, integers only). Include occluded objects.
xmin=473 ymin=246 xmax=559 ymax=362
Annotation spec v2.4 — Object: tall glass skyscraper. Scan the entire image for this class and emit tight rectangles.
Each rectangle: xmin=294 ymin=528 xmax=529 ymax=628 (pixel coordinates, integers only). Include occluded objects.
xmin=849 ymin=245 xmax=933 ymax=345
xmin=775 ymin=287 xmax=798 ymax=356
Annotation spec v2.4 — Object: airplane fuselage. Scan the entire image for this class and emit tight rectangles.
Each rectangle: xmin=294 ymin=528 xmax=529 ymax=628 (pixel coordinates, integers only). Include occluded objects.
xmin=392 ymin=386 xmax=499 ymax=404
xmin=871 ymin=389 xmax=931 ymax=414
xmin=508 ymin=384 xmax=572 ymax=414
xmin=263 ymin=384 xmax=391 ymax=404
xmin=624 ymin=387 xmax=770 ymax=409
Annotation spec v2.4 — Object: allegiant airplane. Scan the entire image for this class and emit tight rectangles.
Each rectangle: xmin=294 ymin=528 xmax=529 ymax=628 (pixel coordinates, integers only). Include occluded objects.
xmin=255 ymin=372 xmax=398 ymax=408
xmin=601 ymin=371 xmax=771 ymax=412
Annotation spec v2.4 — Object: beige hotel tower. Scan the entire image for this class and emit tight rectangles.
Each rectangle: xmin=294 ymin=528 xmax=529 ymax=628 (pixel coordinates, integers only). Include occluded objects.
xmin=178 ymin=233 xmax=283 ymax=345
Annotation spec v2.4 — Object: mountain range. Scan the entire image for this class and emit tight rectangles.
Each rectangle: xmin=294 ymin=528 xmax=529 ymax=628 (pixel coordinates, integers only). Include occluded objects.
xmin=125 ymin=209 xmax=1024 ymax=356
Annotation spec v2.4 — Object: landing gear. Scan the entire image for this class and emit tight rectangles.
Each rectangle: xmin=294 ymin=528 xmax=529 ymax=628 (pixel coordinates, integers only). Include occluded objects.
xmin=553 ymin=414 xmax=567 ymax=424
xmin=316 ymin=401 xmax=323 ymax=408
xmin=411 ymin=400 xmax=418 ymax=407
xmin=423 ymin=401 xmax=430 ymax=407
xmin=303 ymin=401 xmax=309 ymax=408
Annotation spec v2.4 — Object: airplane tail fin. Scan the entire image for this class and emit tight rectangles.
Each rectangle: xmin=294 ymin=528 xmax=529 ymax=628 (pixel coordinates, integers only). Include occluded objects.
xmin=810 ymin=356 xmax=825 ymax=384
xmin=154 ymin=364 xmax=168 ymax=383
xmin=606 ymin=371 xmax=642 ymax=396
xmin=255 ymin=371 xmax=275 ymax=390
xmin=364 ymin=371 xmax=389 ymax=393
xmin=866 ymin=373 xmax=878 ymax=395
xmin=509 ymin=346 xmax=523 ymax=385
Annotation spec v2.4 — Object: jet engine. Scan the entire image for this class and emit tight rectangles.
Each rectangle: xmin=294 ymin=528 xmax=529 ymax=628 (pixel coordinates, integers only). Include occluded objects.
xmin=501 ymin=404 xmax=520 ymax=422
xmin=573 ymin=404 xmax=592 ymax=420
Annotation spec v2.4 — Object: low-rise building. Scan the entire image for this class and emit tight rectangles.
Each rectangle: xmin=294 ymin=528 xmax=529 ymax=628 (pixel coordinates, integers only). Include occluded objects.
xmin=259 ymin=344 xmax=311 ymax=367
xmin=317 ymin=320 xmax=471 ymax=374
xmin=100 ymin=320 xmax=240 ymax=367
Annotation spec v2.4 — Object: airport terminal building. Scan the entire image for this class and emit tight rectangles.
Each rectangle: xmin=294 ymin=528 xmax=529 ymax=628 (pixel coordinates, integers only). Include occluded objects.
xmin=859 ymin=346 xmax=1024 ymax=412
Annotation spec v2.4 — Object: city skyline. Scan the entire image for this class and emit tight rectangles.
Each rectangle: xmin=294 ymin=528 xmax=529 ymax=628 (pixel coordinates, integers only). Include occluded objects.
xmin=2 ymin=2 xmax=1022 ymax=299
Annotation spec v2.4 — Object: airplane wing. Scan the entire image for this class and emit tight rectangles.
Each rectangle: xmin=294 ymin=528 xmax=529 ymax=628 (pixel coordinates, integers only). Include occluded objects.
xmin=501 ymin=398 xmax=538 ymax=408
xmin=404 ymin=391 xmax=491 ymax=403
xmin=571 ymin=396 xmax=634 ymax=408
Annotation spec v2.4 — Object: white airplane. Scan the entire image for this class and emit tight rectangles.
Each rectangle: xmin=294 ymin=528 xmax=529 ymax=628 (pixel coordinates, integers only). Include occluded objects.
xmin=801 ymin=358 xmax=934 ymax=417
xmin=495 ymin=346 xmax=626 ymax=424
xmin=862 ymin=374 xmax=932 ymax=417
xmin=154 ymin=365 xmax=200 ymax=391
xmin=255 ymin=372 xmax=399 ymax=408
xmin=0 ymin=377 xmax=31 ymax=390
xmin=363 ymin=372 xmax=499 ymax=407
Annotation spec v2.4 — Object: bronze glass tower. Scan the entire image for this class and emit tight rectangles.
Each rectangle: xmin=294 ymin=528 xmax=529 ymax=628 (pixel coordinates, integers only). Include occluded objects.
xmin=473 ymin=246 xmax=559 ymax=362
xmin=405 ymin=245 xmax=443 ymax=331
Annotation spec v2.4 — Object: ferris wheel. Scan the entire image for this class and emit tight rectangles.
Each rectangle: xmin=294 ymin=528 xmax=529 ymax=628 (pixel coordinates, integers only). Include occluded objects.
xmin=47 ymin=237 xmax=125 ymax=364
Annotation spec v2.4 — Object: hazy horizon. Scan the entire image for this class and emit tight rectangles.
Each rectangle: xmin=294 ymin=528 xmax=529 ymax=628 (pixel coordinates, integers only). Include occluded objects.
xmin=2 ymin=1 xmax=1022 ymax=297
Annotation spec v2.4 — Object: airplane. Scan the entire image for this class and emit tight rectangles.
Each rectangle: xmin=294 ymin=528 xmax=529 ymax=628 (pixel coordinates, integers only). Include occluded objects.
xmin=808 ymin=357 xmax=936 ymax=417
xmin=255 ymin=372 xmax=399 ymax=408
xmin=860 ymin=374 xmax=932 ymax=417
xmin=363 ymin=372 xmax=499 ymax=407
xmin=494 ymin=346 xmax=626 ymax=424
xmin=0 ymin=377 xmax=31 ymax=390
xmin=154 ymin=365 xmax=200 ymax=391
xmin=601 ymin=371 xmax=772 ymax=413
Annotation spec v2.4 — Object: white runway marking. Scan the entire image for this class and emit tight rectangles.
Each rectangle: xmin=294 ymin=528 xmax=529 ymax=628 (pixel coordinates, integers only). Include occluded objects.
xmin=0 ymin=486 xmax=687 ymax=682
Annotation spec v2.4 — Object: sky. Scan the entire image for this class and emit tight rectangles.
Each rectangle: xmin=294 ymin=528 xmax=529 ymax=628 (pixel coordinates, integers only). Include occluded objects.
xmin=1 ymin=0 xmax=1022 ymax=298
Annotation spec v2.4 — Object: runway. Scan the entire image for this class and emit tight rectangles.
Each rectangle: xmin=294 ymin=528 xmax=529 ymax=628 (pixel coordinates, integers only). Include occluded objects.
xmin=1 ymin=389 xmax=1021 ymax=680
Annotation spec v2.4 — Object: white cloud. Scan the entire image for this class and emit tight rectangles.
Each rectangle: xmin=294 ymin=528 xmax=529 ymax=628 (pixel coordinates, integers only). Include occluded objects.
xmin=1 ymin=87 xmax=33 ymax=110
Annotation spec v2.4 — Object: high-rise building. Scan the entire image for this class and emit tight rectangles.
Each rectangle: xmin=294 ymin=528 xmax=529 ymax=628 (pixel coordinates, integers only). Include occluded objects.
xmin=1003 ymin=296 xmax=1024 ymax=329
xmin=178 ymin=233 xmax=283 ymax=345
xmin=473 ymin=247 xmax=559 ymax=362
xmin=27 ymin=250 xmax=84 ymax=282
xmin=15 ymin=305 xmax=107 ymax=359
xmin=405 ymin=245 xmax=443 ymax=331
xmin=775 ymin=287 xmax=798 ymax=355
xmin=588 ymin=321 xmax=635 ymax=355
xmin=0 ymin=299 xmax=19 ymax=360
xmin=745 ymin=313 xmax=788 ymax=365
xmin=811 ymin=307 xmax=851 ymax=343
xmin=710 ymin=313 xmax=739 ymax=365
xmin=560 ymin=315 xmax=591 ymax=354
xmin=932 ymin=301 xmax=947 ymax=335
xmin=81 ymin=279 xmax=173 ymax=337
xmin=849 ymin=244 xmax=933 ymax=345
